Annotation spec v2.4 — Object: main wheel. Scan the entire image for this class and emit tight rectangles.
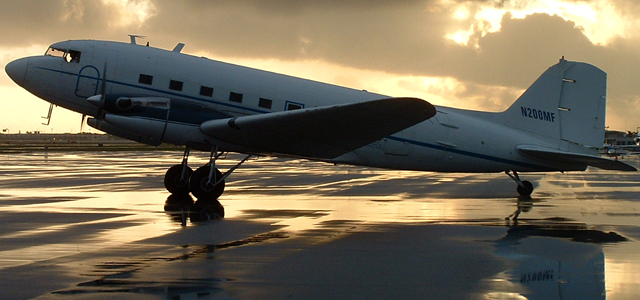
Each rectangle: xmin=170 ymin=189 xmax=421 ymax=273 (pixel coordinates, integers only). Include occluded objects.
xmin=517 ymin=180 xmax=534 ymax=196
xmin=164 ymin=165 xmax=193 ymax=194
xmin=189 ymin=165 xmax=225 ymax=200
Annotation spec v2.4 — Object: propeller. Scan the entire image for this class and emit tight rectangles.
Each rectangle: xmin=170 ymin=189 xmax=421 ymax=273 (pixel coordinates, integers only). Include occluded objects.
xmin=80 ymin=114 xmax=87 ymax=132
xmin=87 ymin=62 xmax=108 ymax=120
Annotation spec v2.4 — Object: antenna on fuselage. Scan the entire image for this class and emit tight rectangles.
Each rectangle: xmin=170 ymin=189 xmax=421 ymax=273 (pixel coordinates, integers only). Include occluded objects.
xmin=128 ymin=34 xmax=146 ymax=45
xmin=172 ymin=43 xmax=185 ymax=53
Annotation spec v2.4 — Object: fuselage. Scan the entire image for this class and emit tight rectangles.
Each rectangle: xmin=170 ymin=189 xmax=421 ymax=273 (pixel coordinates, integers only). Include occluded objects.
xmin=6 ymin=39 xmax=589 ymax=173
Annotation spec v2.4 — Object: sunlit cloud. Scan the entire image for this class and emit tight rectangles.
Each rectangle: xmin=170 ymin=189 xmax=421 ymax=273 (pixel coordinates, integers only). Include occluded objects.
xmin=61 ymin=0 xmax=156 ymax=28
xmin=445 ymin=0 xmax=636 ymax=47
xmin=105 ymin=0 xmax=157 ymax=27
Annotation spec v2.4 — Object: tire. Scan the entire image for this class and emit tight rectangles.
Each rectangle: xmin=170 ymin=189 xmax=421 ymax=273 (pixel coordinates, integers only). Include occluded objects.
xmin=189 ymin=165 xmax=225 ymax=200
xmin=164 ymin=164 xmax=193 ymax=194
xmin=517 ymin=180 xmax=534 ymax=196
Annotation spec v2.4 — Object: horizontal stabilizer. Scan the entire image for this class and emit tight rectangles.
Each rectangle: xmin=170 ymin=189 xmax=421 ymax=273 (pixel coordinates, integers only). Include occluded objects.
xmin=517 ymin=145 xmax=637 ymax=171
xmin=201 ymin=97 xmax=436 ymax=159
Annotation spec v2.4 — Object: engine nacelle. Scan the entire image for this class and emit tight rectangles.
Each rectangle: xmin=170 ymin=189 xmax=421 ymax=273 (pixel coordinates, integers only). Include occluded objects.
xmin=87 ymin=117 xmax=163 ymax=146
xmin=88 ymin=95 xmax=170 ymax=113
xmin=114 ymin=96 xmax=170 ymax=111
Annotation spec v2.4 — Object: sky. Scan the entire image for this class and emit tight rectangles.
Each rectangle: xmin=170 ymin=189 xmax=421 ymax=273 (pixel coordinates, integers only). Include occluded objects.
xmin=2 ymin=0 xmax=640 ymax=133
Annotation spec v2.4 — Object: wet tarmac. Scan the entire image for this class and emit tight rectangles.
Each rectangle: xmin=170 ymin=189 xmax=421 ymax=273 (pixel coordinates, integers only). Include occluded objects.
xmin=0 ymin=151 xmax=639 ymax=299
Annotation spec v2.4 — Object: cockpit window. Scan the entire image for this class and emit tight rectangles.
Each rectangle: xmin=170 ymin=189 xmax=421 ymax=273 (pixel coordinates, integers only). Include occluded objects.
xmin=45 ymin=47 xmax=81 ymax=63
xmin=45 ymin=47 xmax=66 ymax=58
xmin=65 ymin=50 xmax=81 ymax=63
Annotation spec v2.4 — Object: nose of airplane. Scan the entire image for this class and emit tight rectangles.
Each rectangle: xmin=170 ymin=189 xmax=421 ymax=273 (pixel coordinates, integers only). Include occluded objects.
xmin=5 ymin=57 xmax=29 ymax=87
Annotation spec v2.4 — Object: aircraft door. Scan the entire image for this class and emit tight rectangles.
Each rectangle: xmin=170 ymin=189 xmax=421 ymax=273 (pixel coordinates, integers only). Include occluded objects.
xmin=88 ymin=49 xmax=119 ymax=97
xmin=76 ymin=66 xmax=100 ymax=98
xmin=67 ymin=47 xmax=96 ymax=98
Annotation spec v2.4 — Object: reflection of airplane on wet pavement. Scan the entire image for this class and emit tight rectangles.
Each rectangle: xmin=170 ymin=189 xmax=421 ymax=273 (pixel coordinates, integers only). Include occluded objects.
xmin=493 ymin=222 xmax=625 ymax=300
xmin=5 ymin=36 xmax=636 ymax=214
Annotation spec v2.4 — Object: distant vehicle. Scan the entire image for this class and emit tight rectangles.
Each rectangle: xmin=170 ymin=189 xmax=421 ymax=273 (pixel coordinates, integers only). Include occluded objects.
xmin=602 ymin=130 xmax=640 ymax=158
xmin=5 ymin=37 xmax=635 ymax=213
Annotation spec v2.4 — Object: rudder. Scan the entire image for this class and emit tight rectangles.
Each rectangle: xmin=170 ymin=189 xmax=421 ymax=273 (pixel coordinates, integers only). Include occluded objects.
xmin=504 ymin=58 xmax=606 ymax=150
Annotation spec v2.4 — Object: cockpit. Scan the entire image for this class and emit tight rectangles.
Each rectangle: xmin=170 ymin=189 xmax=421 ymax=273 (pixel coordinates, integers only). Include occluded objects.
xmin=45 ymin=46 xmax=81 ymax=63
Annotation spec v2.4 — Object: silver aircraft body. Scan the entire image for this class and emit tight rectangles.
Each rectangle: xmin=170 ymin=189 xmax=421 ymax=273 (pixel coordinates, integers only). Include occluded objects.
xmin=5 ymin=37 xmax=636 ymax=210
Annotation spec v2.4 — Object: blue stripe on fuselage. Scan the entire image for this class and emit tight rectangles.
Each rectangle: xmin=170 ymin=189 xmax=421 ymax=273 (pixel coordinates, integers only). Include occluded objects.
xmin=385 ymin=136 xmax=549 ymax=171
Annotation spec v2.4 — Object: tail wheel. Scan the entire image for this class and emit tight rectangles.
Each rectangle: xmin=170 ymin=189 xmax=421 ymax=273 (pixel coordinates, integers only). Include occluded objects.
xmin=517 ymin=180 xmax=534 ymax=196
xmin=164 ymin=164 xmax=193 ymax=194
xmin=190 ymin=165 xmax=225 ymax=200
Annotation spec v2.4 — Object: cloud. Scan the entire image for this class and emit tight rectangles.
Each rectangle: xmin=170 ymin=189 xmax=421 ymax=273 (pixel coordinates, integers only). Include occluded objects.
xmin=140 ymin=0 xmax=451 ymax=66
xmin=0 ymin=0 xmax=152 ymax=47
xmin=137 ymin=2 xmax=605 ymax=88
xmin=456 ymin=13 xmax=602 ymax=86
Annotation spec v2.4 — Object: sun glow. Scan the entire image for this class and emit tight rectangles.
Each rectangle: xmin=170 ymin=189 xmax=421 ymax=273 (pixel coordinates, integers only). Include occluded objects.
xmin=444 ymin=0 xmax=633 ymax=47
xmin=60 ymin=0 xmax=156 ymax=28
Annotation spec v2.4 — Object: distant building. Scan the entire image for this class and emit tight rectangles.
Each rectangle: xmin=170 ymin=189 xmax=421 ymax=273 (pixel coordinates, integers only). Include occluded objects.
xmin=605 ymin=130 xmax=640 ymax=147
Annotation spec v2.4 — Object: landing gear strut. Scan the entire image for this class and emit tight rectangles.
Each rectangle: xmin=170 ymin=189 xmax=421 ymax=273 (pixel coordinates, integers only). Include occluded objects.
xmin=505 ymin=170 xmax=534 ymax=196
xmin=164 ymin=147 xmax=193 ymax=194
xmin=163 ymin=146 xmax=252 ymax=219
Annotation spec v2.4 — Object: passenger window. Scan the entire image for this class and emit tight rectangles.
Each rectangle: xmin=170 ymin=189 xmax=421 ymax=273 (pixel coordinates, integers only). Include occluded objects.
xmin=286 ymin=102 xmax=304 ymax=110
xmin=200 ymin=86 xmax=213 ymax=97
xmin=259 ymin=98 xmax=273 ymax=109
xmin=229 ymin=92 xmax=243 ymax=103
xmin=169 ymin=80 xmax=183 ymax=91
xmin=139 ymin=74 xmax=153 ymax=85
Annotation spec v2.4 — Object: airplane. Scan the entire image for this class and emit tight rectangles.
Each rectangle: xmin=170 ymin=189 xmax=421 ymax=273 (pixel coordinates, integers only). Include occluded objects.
xmin=5 ymin=36 xmax=636 ymax=214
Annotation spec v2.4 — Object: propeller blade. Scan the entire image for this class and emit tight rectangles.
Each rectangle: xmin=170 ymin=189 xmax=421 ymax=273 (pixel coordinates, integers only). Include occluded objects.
xmin=80 ymin=114 xmax=87 ymax=132
xmin=95 ymin=62 xmax=108 ymax=120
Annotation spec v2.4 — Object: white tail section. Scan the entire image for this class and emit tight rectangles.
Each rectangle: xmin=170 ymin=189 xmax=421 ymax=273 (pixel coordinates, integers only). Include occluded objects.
xmin=503 ymin=59 xmax=606 ymax=149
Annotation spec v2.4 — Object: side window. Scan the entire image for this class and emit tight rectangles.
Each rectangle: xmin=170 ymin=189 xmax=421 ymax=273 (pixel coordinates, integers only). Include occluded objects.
xmin=169 ymin=80 xmax=183 ymax=91
xmin=139 ymin=74 xmax=153 ymax=85
xmin=200 ymin=86 xmax=213 ymax=97
xmin=259 ymin=98 xmax=273 ymax=109
xmin=229 ymin=92 xmax=243 ymax=103
xmin=285 ymin=101 xmax=304 ymax=111
xmin=64 ymin=50 xmax=81 ymax=63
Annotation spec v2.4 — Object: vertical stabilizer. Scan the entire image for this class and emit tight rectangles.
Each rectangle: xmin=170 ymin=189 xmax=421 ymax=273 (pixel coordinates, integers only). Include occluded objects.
xmin=504 ymin=59 xmax=606 ymax=150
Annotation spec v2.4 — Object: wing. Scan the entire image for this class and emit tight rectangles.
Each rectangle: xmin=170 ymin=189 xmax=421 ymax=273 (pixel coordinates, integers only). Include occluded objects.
xmin=201 ymin=97 xmax=436 ymax=159
xmin=516 ymin=145 xmax=637 ymax=171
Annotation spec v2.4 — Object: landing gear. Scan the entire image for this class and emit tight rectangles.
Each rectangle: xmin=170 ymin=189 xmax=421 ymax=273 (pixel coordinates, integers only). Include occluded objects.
xmin=164 ymin=148 xmax=193 ymax=194
xmin=506 ymin=170 xmax=534 ymax=196
xmin=190 ymin=165 xmax=225 ymax=200
xmin=163 ymin=145 xmax=252 ymax=220
xmin=189 ymin=146 xmax=227 ymax=199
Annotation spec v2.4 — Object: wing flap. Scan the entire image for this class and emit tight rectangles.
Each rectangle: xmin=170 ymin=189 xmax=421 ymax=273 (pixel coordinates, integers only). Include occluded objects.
xmin=516 ymin=145 xmax=637 ymax=171
xmin=201 ymin=97 xmax=436 ymax=159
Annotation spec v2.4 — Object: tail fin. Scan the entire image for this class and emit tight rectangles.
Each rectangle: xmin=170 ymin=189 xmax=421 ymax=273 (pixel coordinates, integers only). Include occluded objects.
xmin=504 ymin=58 xmax=606 ymax=150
